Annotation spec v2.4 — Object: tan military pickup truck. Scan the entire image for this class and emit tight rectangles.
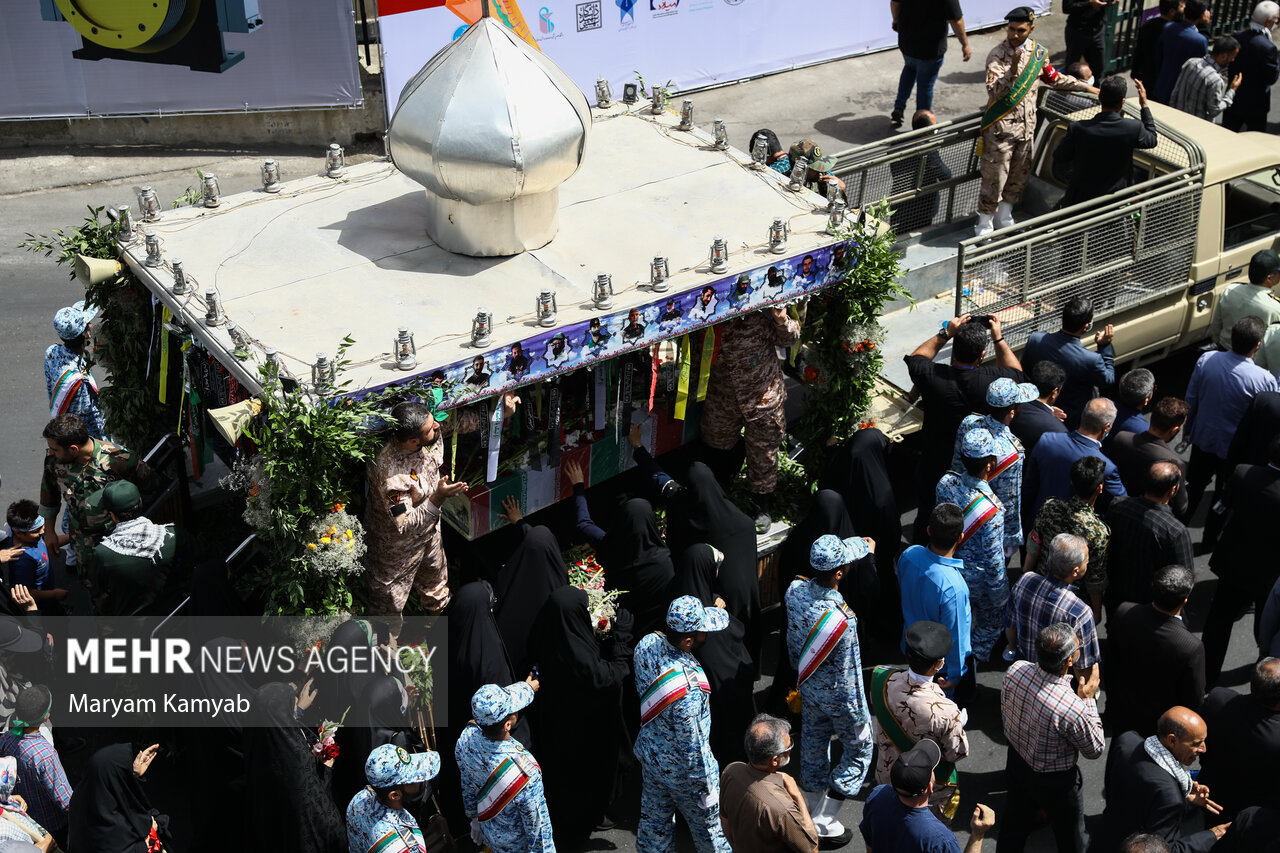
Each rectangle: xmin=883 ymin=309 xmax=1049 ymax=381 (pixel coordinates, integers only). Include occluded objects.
xmin=835 ymin=90 xmax=1280 ymax=439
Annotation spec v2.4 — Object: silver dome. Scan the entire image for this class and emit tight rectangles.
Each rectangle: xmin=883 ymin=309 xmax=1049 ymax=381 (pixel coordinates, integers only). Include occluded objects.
xmin=388 ymin=17 xmax=592 ymax=257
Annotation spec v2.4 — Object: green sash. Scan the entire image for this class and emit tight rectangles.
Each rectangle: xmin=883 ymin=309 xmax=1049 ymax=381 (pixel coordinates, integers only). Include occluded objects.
xmin=870 ymin=665 xmax=961 ymax=821
xmin=980 ymin=40 xmax=1048 ymax=134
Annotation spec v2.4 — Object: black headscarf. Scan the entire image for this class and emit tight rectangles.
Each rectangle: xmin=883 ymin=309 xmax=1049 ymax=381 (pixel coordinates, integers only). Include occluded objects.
xmin=314 ymin=619 xmax=380 ymax=723
xmin=674 ymin=544 xmax=755 ymax=764
xmin=819 ymin=428 xmax=901 ymax=569
xmin=666 ymin=462 xmax=760 ymax=650
xmin=495 ymin=525 xmax=568 ymax=677
xmin=333 ymin=675 xmax=418 ymax=809
xmin=68 ymin=743 xmax=163 ymax=853
xmin=243 ymin=683 xmax=346 ymax=853
xmin=598 ymin=499 xmax=675 ymax=639
xmin=448 ymin=581 xmax=530 ymax=744
xmin=778 ymin=489 xmax=878 ymax=609
xmin=197 ymin=637 xmax=257 ymax=733
xmin=529 ymin=586 xmax=630 ymax=846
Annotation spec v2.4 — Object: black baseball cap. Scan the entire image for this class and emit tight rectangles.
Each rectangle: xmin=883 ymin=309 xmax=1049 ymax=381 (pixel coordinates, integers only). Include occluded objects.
xmin=891 ymin=739 xmax=942 ymax=796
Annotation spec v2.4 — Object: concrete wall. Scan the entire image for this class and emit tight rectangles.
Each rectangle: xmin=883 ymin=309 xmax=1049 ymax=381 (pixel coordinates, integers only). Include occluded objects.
xmin=0 ymin=64 xmax=388 ymax=151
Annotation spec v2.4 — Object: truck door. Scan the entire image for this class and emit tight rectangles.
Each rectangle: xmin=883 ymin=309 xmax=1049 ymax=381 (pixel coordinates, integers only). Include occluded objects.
xmin=1214 ymin=166 xmax=1280 ymax=298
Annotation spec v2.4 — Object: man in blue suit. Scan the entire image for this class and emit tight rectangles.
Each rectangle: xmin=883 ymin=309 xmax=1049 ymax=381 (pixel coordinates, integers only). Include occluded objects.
xmin=1224 ymin=1 xmax=1280 ymax=131
xmin=1023 ymin=297 xmax=1115 ymax=429
xmin=1153 ymin=0 xmax=1211 ymax=103
xmin=1024 ymin=397 xmax=1127 ymax=522
xmin=1010 ymin=360 xmax=1069 ymax=455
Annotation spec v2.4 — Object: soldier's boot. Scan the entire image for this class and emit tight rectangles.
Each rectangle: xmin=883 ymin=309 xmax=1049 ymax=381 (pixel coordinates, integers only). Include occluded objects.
xmin=804 ymin=791 xmax=852 ymax=848
xmin=974 ymin=213 xmax=994 ymax=237
xmin=994 ymin=202 xmax=1016 ymax=230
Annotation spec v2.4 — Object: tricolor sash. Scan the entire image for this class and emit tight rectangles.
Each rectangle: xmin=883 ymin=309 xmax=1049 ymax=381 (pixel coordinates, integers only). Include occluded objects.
xmin=981 ymin=40 xmax=1048 ymax=134
xmin=987 ymin=443 xmax=1020 ymax=481
xmin=797 ymin=608 xmax=848 ymax=685
xmin=957 ymin=492 xmax=999 ymax=547
xmin=640 ymin=665 xmax=710 ymax=726
xmin=49 ymin=363 xmax=98 ymax=418
xmin=368 ymin=826 xmax=426 ymax=853
xmin=477 ymin=757 xmax=532 ymax=822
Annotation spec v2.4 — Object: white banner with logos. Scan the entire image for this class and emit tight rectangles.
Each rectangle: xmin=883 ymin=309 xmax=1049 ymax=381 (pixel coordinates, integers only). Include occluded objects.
xmin=379 ymin=0 xmax=1050 ymax=117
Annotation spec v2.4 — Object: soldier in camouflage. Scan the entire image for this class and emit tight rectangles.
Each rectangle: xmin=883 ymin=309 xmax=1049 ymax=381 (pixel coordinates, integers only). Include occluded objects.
xmin=700 ymin=305 xmax=800 ymax=532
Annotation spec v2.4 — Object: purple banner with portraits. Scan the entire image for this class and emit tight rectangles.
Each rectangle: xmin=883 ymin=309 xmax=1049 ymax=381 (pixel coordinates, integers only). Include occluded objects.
xmin=355 ymin=240 xmax=852 ymax=406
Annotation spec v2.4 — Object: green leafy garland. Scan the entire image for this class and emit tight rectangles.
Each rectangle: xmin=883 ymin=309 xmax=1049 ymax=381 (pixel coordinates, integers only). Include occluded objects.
xmin=19 ymin=206 xmax=175 ymax=451
xmin=796 ymin=201 xmax=909 ymax=472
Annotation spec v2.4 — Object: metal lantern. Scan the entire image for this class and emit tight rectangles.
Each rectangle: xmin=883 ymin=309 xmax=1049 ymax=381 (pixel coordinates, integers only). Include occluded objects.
xmin=261 ymin=159 xmax=283 ymax=193
xmin=117 ymin=205 xmax=136 ymax=243
xmin=312 ymin=352 xmax=336 ymax=390
xmin=202 ymin=173 xmax=221 ymax=208
xmin=593 ymin=273 xmax=614 ymax=309
xmin=650 ymin=254 xmax=671 ymax=292
xmin=171 ymin=258 xmax=188 ymax=296
xmin=713 ymin=118 xmax=728 ymax=150
xmin=751 ymin=135 xmax=768 ymax=169
xmin=826 ymin=200 xmax=847 ymax=234
xmin=768 ymin=217 xmax=789 ymax=254
xmin=650 ymin=86 xmax=665 ymax=115
xmin=204 ymin=289 xmax=224 ymax=326
xmin=264 ymin=348 xmax=280 ymax=378
xmin=536 ymin=290 xmax=558 ymax=327
xmin=136 ymin=186 xmax=160 ymax=221
xmin=472 ymin=309 xmax=492 ymax=348
xmin=677 ymin=99 xmax=694 ymax=131
xmin=325 ymin=143 xmax=345 ymax=178
xmin=826 ymin=180 xmax=841 ymax=213
xmin=595 ymin=77 xmax=613 ymax=108
xmin=787 ymin=156 xmax=808 ymax=191
xmin=227 ymin=322 xmax=251 ymax=358
xmin=709 ymin=236 xmax=729 ymax=273
xmin=144 ymin=232 xmax=163 ymax=267
xmin=394 ymin=327 xmax=417 ymax=370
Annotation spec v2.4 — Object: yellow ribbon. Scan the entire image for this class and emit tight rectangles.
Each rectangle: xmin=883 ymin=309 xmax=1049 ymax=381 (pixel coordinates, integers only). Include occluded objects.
xmin=695 ymin=327 xmax=716 ymax=402
xmin=674 ymin=335 xmax=692 ymax=421
xmin=158 ymin=306 xmax=172 ymax=404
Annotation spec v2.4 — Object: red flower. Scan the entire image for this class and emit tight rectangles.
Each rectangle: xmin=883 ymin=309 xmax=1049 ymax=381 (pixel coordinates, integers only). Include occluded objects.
xmin=803 ymin=366 xmax=819 ymax=382
xmin=597 ymin=617 xmax=610 ymax=631
xmin=321 ymin=743 xmax=340 ymax=761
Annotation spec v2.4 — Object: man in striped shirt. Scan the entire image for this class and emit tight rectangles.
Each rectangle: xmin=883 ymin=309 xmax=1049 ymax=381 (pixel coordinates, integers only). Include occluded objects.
xmin=999 ymin=623 xmax=1105 ymax=853
xmin=1004 ymin=533 xmax=1101 ymax=699
xmin=1170 ymin=36 xmax=1243 ymax=123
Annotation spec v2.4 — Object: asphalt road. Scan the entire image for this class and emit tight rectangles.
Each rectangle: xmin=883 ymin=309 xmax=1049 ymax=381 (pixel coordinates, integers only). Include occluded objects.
xmin=0 ymin=10 xmax=1270 ymax=849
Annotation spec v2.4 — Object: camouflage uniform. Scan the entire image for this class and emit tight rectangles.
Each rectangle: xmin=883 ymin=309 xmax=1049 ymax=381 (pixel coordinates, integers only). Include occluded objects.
xmin=457 ymin=683 xmax=555 ymax=853
xmin=953 ymin=414 xmax=1028 ymax=550
xmin=785 ymin=536 xmax=874 ymax=797
xmin=39 ymin=438 xmax=151 ymax=568
xmin=979 ymin=40 xmax=1090 ymax=214
xmin=633 ymin=597 xmax=731 ymax=853
xmin=700 ymin=311 xmax=801 ymax=494
xmin=1029 ymin=496 xmax=1111 ymax=599
xmin=364 ymin=409 xmax=483 ymax=636
xmin=937 ymin=431 xmax=1008 ymax=661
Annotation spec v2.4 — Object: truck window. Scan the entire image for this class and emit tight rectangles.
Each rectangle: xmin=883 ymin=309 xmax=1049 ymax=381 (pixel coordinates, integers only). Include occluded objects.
xmin=1224 ymin=167 xmax=1280 ymax=250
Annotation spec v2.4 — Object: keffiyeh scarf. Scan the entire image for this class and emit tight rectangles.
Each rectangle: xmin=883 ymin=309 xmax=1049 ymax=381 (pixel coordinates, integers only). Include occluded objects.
xmin=101 ymin=517 xmax=172 ymax=561
xmin=1144 ymin=735 xmax=1192 ymax=795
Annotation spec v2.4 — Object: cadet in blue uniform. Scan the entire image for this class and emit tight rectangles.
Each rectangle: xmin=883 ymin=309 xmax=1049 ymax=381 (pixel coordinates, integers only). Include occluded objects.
xmin=952 ymin=378 xmax=1037 ymax=553
xmin=633 ymin=595 xmax=732 ymax=853
xmin=456 ymin=679 xmax=555 ymax=853
xmin=937 ymin=428 xmax=1008 ymax=661
xmin=785 ymin=534 xmax=877 ymax=848
xmin=346 ymin=743 xmax=441 ymax=853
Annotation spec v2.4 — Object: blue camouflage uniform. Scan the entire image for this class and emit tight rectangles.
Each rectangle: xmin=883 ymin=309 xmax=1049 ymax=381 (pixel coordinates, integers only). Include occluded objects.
xmin=950 ymin=379 xmax=1037 ymax=552
xmin=937 ymin=427 xmax=1008 ymax=661
xmin=346 ymin=744 xmax=440 ymax=853
xmin=456 ymin=682 xmax=555 ymax=853
xmin=785 ymin=535 xmax=874 ymax=797
xmin=634 ymin=596 xmax=732 ymax=853
xmin=46 ymin=301 xmax=105 ymax=441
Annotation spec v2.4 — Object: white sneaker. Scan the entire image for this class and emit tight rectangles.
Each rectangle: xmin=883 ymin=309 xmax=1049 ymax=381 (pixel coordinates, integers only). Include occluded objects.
xmin=994 ymin=202 xmax=1016 ymax=229
xmin=974 ymin=213 xmax=994 ymax=237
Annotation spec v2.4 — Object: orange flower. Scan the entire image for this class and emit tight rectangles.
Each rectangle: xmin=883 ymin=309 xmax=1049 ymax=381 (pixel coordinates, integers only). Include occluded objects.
xmin=332 ymin=502 xmax=345 ymax=512
xmin=866 ymin=341 xmax=876 ymax=351
xmin=248 ymin=483 xmax=259 ymax=497
xmin=786 ymin=689 xmax=802 ymax=714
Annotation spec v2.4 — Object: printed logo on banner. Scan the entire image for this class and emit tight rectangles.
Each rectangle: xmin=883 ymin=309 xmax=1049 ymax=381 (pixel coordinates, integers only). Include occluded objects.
xmin=722 ymin=0 xmax=745 ymax=5
xmin=539 ymin=6 xmax=556 ymax=33
xmin=617 ymin=0 xmax=638 ymax=22
xmin=650 ymin=0 xmax=678 ymax=15
xmin=576 ymin=0 xmax=603 ymax=30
